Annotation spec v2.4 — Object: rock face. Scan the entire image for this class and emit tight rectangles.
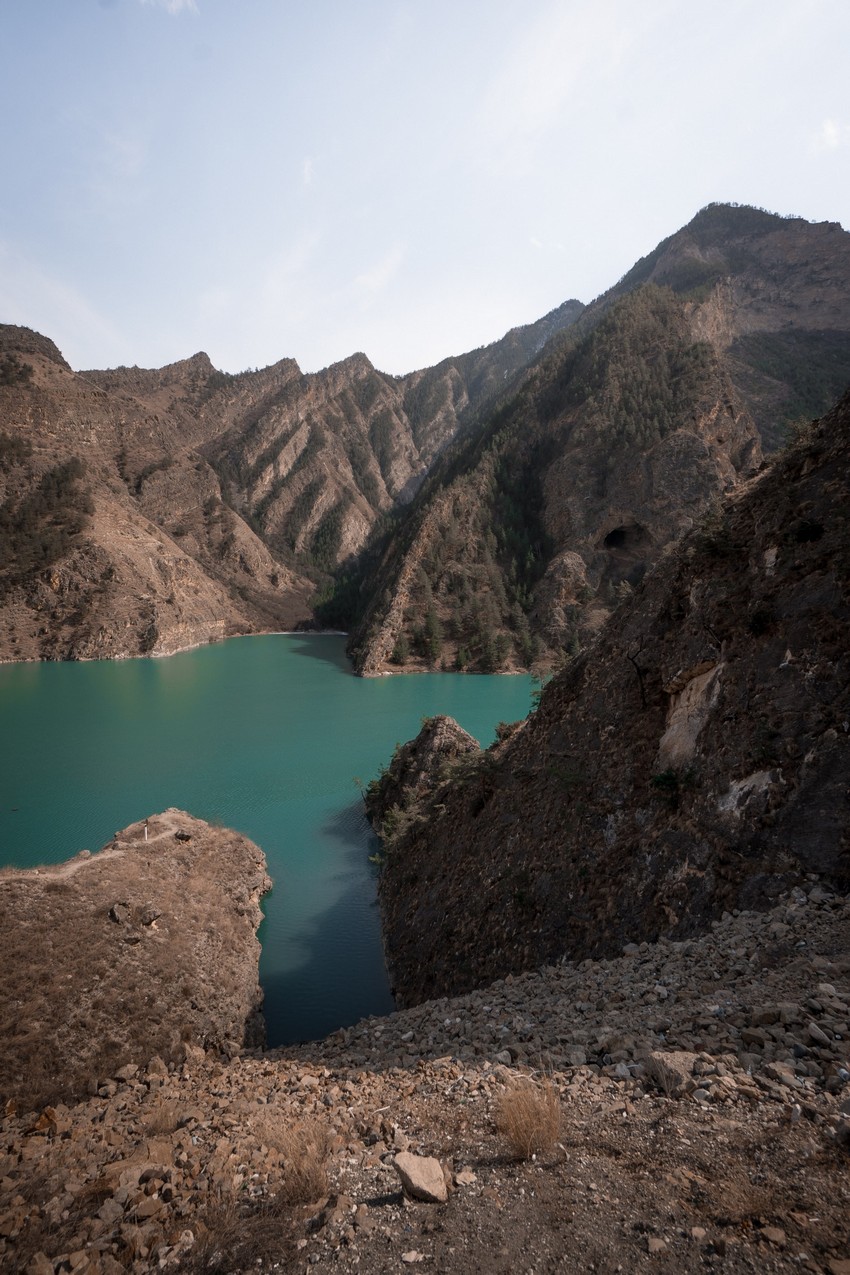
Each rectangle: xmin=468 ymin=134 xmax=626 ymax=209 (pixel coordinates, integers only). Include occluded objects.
xmin=363 ymin=714 xmax=480 ymax=836
xmin=0 ymin=299 xmax=584 ymax=662
xmin=350 ymin=205 xmax=850 ymax=675
xmin=0 ymin=810 xmax=271 ymax=1107
xmin=374 ymin=389 xmax=850 ymax=1006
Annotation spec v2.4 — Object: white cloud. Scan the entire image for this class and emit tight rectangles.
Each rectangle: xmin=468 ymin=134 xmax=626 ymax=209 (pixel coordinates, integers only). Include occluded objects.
xmin=471 ymin=0 xmax=639 ymax=169
xmin=813 ymin=118 xmax=850 ymax=152
xmin=354 ymin=245 xmax=405 ymax=296
xmin=139 ymin=0 xmax=199 ymax=15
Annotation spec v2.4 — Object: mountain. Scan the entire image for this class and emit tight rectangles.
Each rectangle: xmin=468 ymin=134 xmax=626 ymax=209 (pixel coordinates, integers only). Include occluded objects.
xmin=0 ymin=327 xmax=314 ymax=660
xmin=606 ymin=203 xmax=850 ymax=450
xmin=2 ymin=204 xmax=848 ymax=666
xmin=370 ymin=388 xmax=850 ymax=1006
xmin=348 ymin=205 xmax=850 ymax=675
xmin=0 ymin=299 xmax=583 ymax=661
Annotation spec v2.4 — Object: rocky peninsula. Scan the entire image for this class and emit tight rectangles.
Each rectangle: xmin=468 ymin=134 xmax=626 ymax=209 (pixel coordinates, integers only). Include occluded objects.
xmin=0 ymin=810 xmax=270 ymax=1111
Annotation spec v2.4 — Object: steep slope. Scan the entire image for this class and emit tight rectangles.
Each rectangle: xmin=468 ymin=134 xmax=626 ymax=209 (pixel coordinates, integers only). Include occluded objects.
xmin=0 ymin=810 xmax=270 ymax=1108
xmin=0 ymin=299 xmax=584 ymax=660
xmin=349 ymin=205 xmax=850 ymax=675
xmin=606 ymin=203 xmax=850 ymax=449
xmin=351 ymin=284 xmax=761 ymax=674
xmin=0 ymin=326 xmax=314 ymax=661
xmin=194 ymin=301 xmax=585 ymax=583
xmin=374 ymin=389 xmax=850 ymax=1006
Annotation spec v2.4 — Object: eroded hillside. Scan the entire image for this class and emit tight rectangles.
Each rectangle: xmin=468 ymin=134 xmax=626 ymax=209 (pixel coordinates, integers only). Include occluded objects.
xmin=373 ymin=389 xmax=850 ymax=1006
xmin=349 ymin=206 xmax=850 ymax=676
xmin=0 ymin=327 xmax=314 ymax=660
xmin=0 ymin=299 xmax=583 ymax=660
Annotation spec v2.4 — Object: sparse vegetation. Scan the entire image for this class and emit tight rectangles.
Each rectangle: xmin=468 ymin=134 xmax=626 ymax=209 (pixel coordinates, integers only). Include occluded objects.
xmin=0 ymin=353 xmax=34 ymax=386
xmin=494 ymin=1078 xmax=562 ymax=1160
xmin=274 ymin=1118 xmax=333 ymax=1204
xmin=0 ymin=432 xmax=33 ymax=469
xmin=0 ymin=457 xmax=94 ymax=594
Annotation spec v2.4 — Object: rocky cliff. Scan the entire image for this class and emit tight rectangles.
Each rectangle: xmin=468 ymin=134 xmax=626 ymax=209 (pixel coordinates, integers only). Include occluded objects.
xmin=0 ymin=810 xmax=270 ymax=1109
xmin=363 ymin=714 xmax=481 ymax=838
xmin=0 ymin=297 xmax=583 ymax=661
xmin=373 ymin=389 xmax=850 ymax=1007
xmin=349 ymin=206 xmax=850 ymax=676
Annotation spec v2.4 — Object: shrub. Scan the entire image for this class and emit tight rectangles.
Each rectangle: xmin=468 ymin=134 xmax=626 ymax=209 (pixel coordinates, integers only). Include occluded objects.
xmin=0 ymin=354 xmax=34 ymax=386
xmin=494 ymin=1078 xmax=562 ymax=1160
xmin=275 ymin=1119 xmax=333 ymax=1204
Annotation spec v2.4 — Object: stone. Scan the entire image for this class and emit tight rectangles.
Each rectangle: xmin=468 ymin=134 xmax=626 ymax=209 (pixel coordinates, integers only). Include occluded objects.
xmin=394 ymin=1152 xmax=448 ymax=1204
xmin=97 ymin=1198 xmax=124 ymax=1224
xmin=645 ymin=1051 xmax=698 ymax=1097
xmin=762 ymin=1226 xmax=786 ymax=1246
xmin=646 ymin=1236 xmax=667 ymax=1254
xmin=24 ymin=1255 xmax=54 ymax=1275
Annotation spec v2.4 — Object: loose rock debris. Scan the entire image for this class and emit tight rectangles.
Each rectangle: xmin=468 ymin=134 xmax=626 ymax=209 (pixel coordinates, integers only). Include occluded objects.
xmin=1 ymin=879 xmax=849 ymax=1273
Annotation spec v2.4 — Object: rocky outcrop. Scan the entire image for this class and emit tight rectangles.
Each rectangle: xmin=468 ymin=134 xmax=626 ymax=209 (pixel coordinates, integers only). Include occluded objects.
xmin=0 ymin=295 xmax=584 ymax=661
xmin=0 ymin=881 xmax=848 ymax=1274
xmin=374 ymin=389 xmax=850 ymax=1006
xmin=0 ymin=810 xmax=271 ymax=1108
xmin=363 ymin=715 xmax=480 ymax=835
xmin=350 ymin=205 xmax=850 ymax=676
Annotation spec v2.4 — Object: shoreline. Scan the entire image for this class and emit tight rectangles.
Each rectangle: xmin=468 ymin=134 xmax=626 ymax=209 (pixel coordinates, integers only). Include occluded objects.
xmin=0 ymin=626 xmax=351 ymax=668
xmin=0 ymin=628 xmax=537 ymax=678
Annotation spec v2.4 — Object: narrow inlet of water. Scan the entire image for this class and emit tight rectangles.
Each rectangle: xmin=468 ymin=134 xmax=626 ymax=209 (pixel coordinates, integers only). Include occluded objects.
xmin=0 ymin=635 xmax=532 ymax=1045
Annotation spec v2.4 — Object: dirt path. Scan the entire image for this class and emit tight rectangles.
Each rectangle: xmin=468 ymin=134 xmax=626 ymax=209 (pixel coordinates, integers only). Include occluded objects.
xmin=0 ymin=810 xmax=184 ymax=884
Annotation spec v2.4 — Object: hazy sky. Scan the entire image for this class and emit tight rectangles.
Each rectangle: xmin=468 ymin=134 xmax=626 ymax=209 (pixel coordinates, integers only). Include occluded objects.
xmin=1 ymin=0 xmax=848 ymax=375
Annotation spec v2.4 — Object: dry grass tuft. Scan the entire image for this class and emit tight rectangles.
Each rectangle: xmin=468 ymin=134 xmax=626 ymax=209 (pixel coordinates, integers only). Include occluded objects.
xmin=494 ymin=1078 xmax=562 ymax=1161
xmin=143 ymin=1097 xmax=183 ymax=1135
xmin=275 ymin=1118 xmax=333 ymax=1204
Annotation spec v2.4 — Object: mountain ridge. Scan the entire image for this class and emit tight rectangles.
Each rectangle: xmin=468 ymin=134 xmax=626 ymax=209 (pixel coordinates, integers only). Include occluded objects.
xmin=2 ymin=203 xmax=849 ymax=666
xmin=347 ymin=205 xmax=850 ymax=675
xmin=371 ymin=388 xmax=850 ymax=1006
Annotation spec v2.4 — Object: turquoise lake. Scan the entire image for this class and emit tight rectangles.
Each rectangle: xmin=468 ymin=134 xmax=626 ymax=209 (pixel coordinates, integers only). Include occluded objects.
xmin=0 ymin=635 xmax=532 ymax=1046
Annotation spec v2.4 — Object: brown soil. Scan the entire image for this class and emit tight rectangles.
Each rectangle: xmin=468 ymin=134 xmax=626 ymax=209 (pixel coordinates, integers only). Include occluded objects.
xmin=0 ymin=811 xmax=270 ymax=1111
xmin=1 ymin=876 xmax=848 ymax=1274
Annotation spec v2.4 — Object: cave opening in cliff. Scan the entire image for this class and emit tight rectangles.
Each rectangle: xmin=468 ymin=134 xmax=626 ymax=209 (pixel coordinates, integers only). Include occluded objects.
xmin=603 ymin=522 xmax=652 ymax=553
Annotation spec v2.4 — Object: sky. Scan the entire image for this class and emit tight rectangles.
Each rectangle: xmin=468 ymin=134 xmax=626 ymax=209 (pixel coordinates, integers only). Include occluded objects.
xmin=1 ymin=0 xmax=848 ymax=377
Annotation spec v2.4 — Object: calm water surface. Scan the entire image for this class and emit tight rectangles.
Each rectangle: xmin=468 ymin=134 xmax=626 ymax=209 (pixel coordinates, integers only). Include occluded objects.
xmin=0 ymin=635 xmax=531 ymax=1045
